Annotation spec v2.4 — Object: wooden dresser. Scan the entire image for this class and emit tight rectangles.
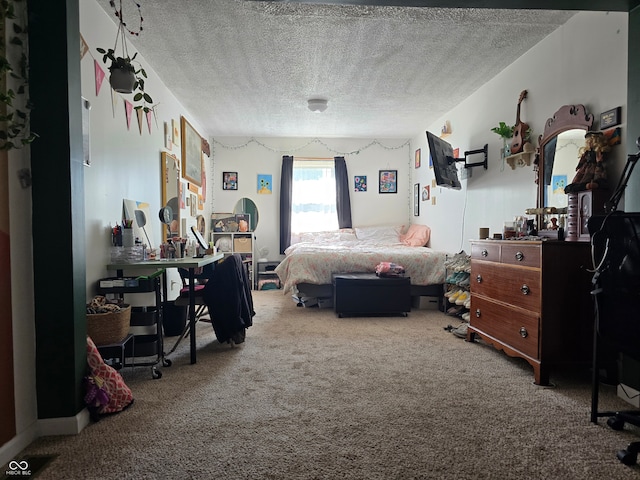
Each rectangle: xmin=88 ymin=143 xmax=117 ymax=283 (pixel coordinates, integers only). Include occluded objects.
xmin=468 ymin=240 xmax=593 ymax=385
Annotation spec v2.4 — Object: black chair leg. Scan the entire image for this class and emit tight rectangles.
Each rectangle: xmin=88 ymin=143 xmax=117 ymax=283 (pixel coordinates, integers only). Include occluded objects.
xmin=617 ymin=441 xmax=640 ymax=466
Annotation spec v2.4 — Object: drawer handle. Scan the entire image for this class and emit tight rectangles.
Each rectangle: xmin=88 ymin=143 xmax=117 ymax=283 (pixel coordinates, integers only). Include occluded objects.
xmin=476 ymin=274 xmax=482 ymax=283
xmin=515 ymin=251 xmax=524 ymax=262
xmin=475 ymin=308 xmax=481 ymax=318
xmin=520 ymin=284 xmax=530 ymax=295
xmin=519 ymin=327 xmax=528 ymax=338
xmin=481 ymin=249 xmax=488 ymax=257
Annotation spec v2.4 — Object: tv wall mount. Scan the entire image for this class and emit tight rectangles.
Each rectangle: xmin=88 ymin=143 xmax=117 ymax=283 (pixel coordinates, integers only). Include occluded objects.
xmin=448 ymin=144 xmax=488 ymax=170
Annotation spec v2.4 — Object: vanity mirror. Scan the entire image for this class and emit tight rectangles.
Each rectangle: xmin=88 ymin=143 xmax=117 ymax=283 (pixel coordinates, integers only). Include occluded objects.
xmin=234 ymin=197 xmax=259 ymax=231
xmin=536 ymin=104 xmax=594 ymax=233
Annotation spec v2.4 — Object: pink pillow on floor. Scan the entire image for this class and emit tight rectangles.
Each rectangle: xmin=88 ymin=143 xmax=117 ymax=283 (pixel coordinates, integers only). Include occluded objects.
xmin=86 ymin=336 xmax=133 ymax=415
xmin=400 ymin=224 xmax=431 ymax=246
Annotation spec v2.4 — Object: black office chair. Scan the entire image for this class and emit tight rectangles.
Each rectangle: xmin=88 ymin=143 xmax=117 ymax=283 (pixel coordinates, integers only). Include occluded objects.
xmin=165 ymin=267 xmax=212 ymax=356
xmin=589 ymin=212 xmax=640 ymax=465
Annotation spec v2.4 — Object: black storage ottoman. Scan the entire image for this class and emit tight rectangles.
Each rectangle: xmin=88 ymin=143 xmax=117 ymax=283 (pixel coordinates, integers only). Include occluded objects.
xmin=332 ymin=273 xmax=411 ymax=317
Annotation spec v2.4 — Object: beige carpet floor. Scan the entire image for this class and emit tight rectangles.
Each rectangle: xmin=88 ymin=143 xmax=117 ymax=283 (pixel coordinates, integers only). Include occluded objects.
xmin=14 ymin=290 xmax=640 ymax=479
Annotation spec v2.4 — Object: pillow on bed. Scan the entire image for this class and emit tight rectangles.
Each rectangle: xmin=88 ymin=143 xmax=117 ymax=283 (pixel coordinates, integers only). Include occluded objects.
xmin=400 ymin=224 xmax=431 ymax=246
xmin=355 ymin=225 xmax=403 ymax=244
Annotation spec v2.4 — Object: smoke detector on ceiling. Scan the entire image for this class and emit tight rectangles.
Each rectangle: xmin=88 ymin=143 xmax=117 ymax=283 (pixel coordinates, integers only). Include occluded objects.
xmin=308 ymin=98 xmax=328 ymax=113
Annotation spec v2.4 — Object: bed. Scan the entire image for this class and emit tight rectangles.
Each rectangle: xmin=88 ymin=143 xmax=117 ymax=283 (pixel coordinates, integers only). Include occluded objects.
xmin=274 ymin=225 xmax=446 ymax=305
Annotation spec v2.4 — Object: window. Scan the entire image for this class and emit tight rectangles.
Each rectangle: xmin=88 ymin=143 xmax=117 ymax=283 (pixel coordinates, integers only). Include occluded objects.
xmin=291 ymin=160 xmax=338 ymax=233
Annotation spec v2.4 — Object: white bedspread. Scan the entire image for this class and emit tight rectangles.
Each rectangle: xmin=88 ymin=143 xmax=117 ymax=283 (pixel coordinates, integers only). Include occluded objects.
xmin=274 ymin=239 xmax=446 ymax=294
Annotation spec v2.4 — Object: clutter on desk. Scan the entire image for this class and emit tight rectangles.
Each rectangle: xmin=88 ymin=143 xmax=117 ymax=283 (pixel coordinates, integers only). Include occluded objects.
xmin=159 ymin=237 xmax=206 ymax=259
xmin=110 ymin=245 xmax=147 ymax=263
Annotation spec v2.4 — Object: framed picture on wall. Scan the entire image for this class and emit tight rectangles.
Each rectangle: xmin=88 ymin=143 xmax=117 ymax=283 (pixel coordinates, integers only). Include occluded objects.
xmin=415 ymin=149 xmax=421 ymax=169
xmin=223 ymin=172 xmax=238 ymax=190
xmin=414 ymin=183 xmax=420 ymax=216
xmin=379 ymin=170 xmax=397 ymax=194
xmin=422 ymin=185 xmax=430 ymax=201
xmin=257 ymin=174 xmax=272 ymax=194
xmin=181 ymin=116 xmax=203 ymax=186
xmin=190 ymin=194 xmax=197 ymax=217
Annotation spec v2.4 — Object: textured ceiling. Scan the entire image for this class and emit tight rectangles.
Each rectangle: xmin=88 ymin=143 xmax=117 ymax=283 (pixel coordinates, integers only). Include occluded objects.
xmin=99 ymin=1 xmax=576 ymax=138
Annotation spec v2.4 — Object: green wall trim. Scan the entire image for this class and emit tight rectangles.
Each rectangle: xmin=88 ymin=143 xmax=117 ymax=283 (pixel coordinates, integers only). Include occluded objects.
xmin=28 ymin=0 xmax=86 ymax=419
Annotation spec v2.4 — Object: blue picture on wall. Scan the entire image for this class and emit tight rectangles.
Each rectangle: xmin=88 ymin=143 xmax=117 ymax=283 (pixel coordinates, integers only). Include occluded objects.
xmin=257 ymin=174 xmax=272 ymax=194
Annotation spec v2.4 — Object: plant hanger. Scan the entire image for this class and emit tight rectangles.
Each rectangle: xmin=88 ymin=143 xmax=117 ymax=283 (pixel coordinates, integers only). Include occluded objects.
xmin=96 ymin=0 xmax=154 ymax=112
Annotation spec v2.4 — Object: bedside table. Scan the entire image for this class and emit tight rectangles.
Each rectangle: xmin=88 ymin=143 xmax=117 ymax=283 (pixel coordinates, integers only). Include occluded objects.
xmin=255 ymin=260 xmax=281 ymax=290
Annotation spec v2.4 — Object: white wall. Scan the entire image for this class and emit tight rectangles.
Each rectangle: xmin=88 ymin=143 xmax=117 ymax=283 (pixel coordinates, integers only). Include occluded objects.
xmin=2 ymin=0 xmax=212 ymax=465
xmin=210 ymin=137 xmax=413 ymax=259
xmin=80 ymin=1 xmax=210 ymax=302
xmin=412 ymin=11 xmax=628 ymax=253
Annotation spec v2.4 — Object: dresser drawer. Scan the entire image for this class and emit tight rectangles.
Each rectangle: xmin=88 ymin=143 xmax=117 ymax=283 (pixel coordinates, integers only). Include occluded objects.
xmin=471 ymin=262 xmax=541 ymax=312
xmin=471 ymin=243 xmax=500 ymax=262
xmin=470 ymin=295 xmax=540 ymax=359
xmin=500 ymin=243 xmax=541 ymax=268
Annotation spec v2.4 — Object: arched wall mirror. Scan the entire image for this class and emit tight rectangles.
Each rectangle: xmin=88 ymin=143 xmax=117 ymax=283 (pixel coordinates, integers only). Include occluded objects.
xmin=234 ymin=197 xmax=259 ymax=231
xmin=537 ymin=104 xmax=594 ymax=229
xmin=160 ymin=152 xmax=180 ymax=239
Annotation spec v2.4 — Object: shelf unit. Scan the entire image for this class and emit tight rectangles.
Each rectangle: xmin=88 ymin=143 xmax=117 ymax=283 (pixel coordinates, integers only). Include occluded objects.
xmin=211 ymin=231 xmax=254 ymax=286
xmin=443 ymin=252 xmax=471 ymax=325
xmin=255 ymin=260 xmax=281 ymax=290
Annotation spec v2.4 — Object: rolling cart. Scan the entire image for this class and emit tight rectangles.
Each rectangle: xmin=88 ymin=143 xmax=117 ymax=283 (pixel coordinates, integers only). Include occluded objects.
xmin=97 ymin=270 xmax=171 ymax=379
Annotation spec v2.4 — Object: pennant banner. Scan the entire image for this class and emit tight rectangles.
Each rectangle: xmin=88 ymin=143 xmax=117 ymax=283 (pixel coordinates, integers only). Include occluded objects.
xmin=137 ymin=109 xmax=144 ymax=135
xmin=80 ymin=34 xmax=89 ymax=60
xmin=125 ymin=100 xmax=133 ymax=130
xmin=94 ymin=60 xmax=105 ymax=97
xmin=146 ymin=110 xmax=152 ymax=134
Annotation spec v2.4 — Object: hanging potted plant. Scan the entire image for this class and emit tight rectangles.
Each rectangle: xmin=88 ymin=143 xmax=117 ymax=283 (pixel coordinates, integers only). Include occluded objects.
xmin=96 ymin=1 xmax=154 ymax=113
xmin=96 ymin=48 xmax=136 ymax=93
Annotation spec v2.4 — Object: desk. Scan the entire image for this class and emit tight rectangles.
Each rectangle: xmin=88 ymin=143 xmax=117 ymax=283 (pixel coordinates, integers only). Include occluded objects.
xmin=107 ymin=253 xmax=223 ymax=364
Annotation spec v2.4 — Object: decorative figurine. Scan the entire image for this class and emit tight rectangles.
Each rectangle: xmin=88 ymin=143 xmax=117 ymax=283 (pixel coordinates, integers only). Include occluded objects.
xmin=564 ymin=131 xmax=611 ymax=193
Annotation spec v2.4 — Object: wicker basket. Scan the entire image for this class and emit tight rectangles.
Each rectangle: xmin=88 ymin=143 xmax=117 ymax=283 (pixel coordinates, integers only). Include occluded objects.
xmin=87 ymin=304 xmax=131 ymax=346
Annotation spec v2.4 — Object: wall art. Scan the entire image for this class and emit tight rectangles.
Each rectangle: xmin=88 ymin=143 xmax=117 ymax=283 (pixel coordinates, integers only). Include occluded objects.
xmin=223 ymin=171 xmax=238 ymax=190
xmin=181 ymin=116 xmax=202 ymax=186
xmin=379 ymin=170 xmax=397 ymax=194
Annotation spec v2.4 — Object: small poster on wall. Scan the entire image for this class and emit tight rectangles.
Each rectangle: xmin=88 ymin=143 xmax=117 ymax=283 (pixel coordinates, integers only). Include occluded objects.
xmin=379 ymin=170 xmax=397 ymax=194
xmin=257 ymin=174 xmax=272 ymax=194
xmin=223 ymin=172 xmax=238 ymax=190
xmin=422 ymin=185 xmax=430 ymax=201
xmin=354 ymin=175 xmax=367 ymax=192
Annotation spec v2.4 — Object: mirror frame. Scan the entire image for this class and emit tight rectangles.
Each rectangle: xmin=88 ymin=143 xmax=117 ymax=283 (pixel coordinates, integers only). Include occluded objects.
xmin=536 ymin=104 xmax=594 ymax=229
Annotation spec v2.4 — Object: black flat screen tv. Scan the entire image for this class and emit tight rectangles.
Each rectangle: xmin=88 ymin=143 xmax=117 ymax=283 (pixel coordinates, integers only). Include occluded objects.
xmin=426 ymin=131 xmax=461 ymax=190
